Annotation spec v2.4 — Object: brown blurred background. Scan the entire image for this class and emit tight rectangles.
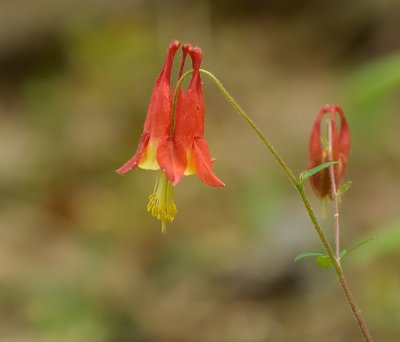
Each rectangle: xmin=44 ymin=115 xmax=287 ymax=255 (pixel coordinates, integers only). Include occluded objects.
xmin=1 ymin=0 xmax=400 ymax=341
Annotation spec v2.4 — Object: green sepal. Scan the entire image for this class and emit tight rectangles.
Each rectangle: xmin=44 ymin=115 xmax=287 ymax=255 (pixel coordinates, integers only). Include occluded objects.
xmin=338 ymin=181 xmax=352 ymax=197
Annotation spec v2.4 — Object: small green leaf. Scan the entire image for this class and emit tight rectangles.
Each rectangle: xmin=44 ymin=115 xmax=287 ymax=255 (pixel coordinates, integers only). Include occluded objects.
xmin=339 ymin=249 xmax=348 ymax=259
xmin=351 ymin=222 xmax=399 ymax=265
xmin=338 ymin=181 xmax=352 ymax=196
xmin=315 ymin=255 xmax=332 ymax=269
xmin=299 ymin=161 xmax=339 ymax=183
xmin=294 ymin=252 xmax=326 ymax=262
xmin=349 ymin=236 xmax=377 ymax=254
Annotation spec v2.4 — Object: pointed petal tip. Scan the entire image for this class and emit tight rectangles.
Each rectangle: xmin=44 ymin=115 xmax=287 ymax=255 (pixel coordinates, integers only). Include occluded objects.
xmin=212 ymin=179 xmax=225 ymax=187
xmin=115 ymin=156 xmax=141 ymax=175
xmin=171 ymin=178 xmax=181 ymax=186
xmin=115 ymin=164 xmax=133 ymax=175
xmin=199 ymin=174 xmax=225 ymax=187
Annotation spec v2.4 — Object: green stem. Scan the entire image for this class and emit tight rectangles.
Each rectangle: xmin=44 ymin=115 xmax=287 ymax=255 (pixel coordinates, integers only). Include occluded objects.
xmin=172 ymin=69 xmax=373 ymax=341
xmin=170 ymin=70 xmax=191 ymax=136
xmin=200 ymin=69 xmax=298 ymax=186
xmin=296 ymin=185 xmax=372 ymax=342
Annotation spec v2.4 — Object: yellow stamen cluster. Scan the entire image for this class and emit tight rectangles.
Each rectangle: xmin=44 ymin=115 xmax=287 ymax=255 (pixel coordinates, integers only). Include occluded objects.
xmin=147 ymin=172 xmax=177 ymax=233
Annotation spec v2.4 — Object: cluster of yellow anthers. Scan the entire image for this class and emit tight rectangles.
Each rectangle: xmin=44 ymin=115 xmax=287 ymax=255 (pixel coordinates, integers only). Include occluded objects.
xmin=146 ymin=173 xmax=177 ymax=233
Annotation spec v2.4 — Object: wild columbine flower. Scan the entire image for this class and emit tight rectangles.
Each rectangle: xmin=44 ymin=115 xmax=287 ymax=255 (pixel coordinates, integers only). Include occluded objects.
xmin=159 ymin=45 xmax=225 ymax=187
xmin=308 ymin=105 xmax=350 ymax=198
xmin=116 ymin=41 xmax=223 ymax=232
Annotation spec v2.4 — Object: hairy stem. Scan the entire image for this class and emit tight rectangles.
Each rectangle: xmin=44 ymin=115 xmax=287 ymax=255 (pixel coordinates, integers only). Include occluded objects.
xmin=327 ymin=120 xmax=341 ymax=260
xmin=296 ymin=185 xmax=372 ymax=341
xmin=173 ymin=68 xmax=373 ymax=341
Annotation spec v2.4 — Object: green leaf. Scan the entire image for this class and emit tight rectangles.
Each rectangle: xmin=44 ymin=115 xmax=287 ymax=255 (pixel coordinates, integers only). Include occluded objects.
xmin=339 ymin=249 xmax=348 ymax=259
xmin=338 ymin=181 xmax=352 ymax=196
xmin=351 ymin=221 xmax=400 ymax=265
xmin=299 ymin=161 xmax=339 ymax=183
xmin=315 ymin=255 xmax=332 ymax=269
xmin=295 ymin=251 xmax=343 ymax=269
xmin=294 ymin=252 xmax=326 ymax=262
xmin=349 ymin=236 xmax=377 ymax=254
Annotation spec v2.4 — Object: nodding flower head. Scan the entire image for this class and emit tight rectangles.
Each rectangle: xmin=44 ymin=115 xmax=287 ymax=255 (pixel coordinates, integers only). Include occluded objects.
xmin=116 ymin=41 xmax=223 ymax=232
xmin=158 ymin=44 xmax=225 ymax=187
xmin=308 ymin=105 xmax=350 ymax=199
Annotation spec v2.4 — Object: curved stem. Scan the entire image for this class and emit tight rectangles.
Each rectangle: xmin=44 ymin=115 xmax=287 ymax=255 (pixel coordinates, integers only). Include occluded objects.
xmin=180 ymin=69 xmax=373 ymax=341
xmin=199 ymin=69 xmax=298 ymax=186
xmin=170 ymin=69 xmax=192 ymax=136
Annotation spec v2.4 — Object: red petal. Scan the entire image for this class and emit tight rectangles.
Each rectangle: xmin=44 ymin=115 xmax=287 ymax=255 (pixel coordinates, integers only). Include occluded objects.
xmin=188 ymin=47 xmax=205 ymax=136
xmin=116 ymin=134 xmax=150 ymax=174
xmin=143 ymin=41 xmax=179 ymax=138
xmin=157 ymin=137 xmax=187 ymax=185
xmin=308 ymin=106 xmax=330 ymax=197
xmin=336 ymin=105 xmax=350 ymax=163
xmin=333 ymin=105 xmax=350 ymax=193
xmin=309 ymin=106 xmax=329 ymax=166
xmin=192 ymin=136 xmax=224 ymax=187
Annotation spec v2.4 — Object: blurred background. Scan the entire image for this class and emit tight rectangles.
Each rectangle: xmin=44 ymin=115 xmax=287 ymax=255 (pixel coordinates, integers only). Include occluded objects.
xmin=1 ymin=0 xmax=400 ymax=341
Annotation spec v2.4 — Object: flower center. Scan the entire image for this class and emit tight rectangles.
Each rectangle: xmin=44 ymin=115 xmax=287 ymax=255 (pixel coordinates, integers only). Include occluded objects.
xmin=147 ymin=172 xmax=177 ymax=233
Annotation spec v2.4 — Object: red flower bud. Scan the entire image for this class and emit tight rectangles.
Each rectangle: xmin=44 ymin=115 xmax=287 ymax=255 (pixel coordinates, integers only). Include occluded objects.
xmin=308 ymin=105 xmax=350 ymax=198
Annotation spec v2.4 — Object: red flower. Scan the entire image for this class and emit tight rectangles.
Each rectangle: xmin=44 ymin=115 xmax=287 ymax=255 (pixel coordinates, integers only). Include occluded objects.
xmin=308 ymin=105 xmax=350 ymax=198
xmin=116 ymin=41 xmax=223 ymax=232
xmin=116 ymin=40 xmax=181 ymax=174
xmin=158 ymin=45 xmax=224 ymax=187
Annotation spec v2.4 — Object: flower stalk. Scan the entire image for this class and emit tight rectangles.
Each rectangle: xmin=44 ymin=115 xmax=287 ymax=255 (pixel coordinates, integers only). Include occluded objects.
xmin=172 ymin=69 xmax=373 ymax=341
xmin=327 ymin=120 xmax=341 ymax=260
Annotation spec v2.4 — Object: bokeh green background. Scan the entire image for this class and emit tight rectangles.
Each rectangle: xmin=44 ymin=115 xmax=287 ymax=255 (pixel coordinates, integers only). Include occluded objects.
xmin=1 ymin=0 xmax=399 ymax=341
